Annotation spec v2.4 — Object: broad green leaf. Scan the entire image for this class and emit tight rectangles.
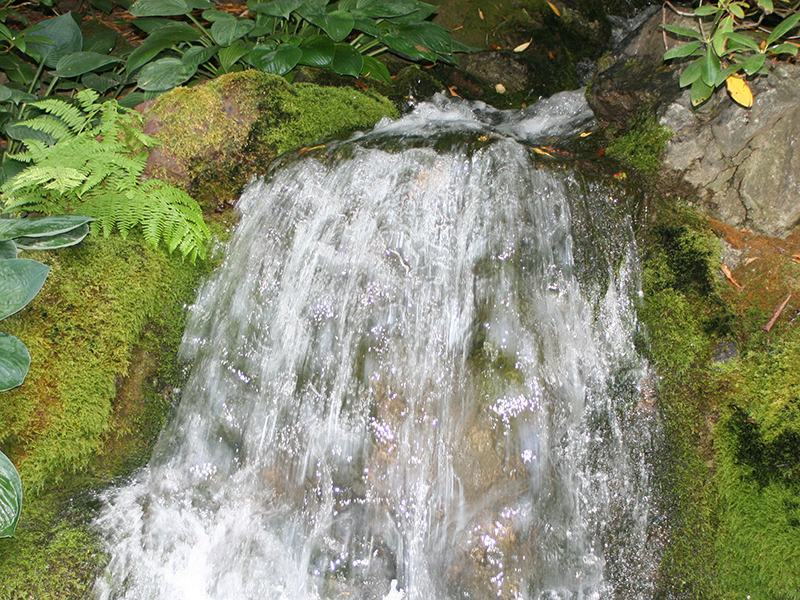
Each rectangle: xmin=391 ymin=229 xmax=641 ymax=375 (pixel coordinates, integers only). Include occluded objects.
xmin=331 ymin=42 xmax=363 ymax=77
xmin=712 ymin=16 xmax=733 ymax=56
xmin=313 ymin=10 xmax=355 ymax=42
xmin=0 ymin=241 xmax=17 ymax=260
xmin=664 ymin=40 xmax=702 ymax=60
xmin=15 ymin=224 xmax=90 ymax=250
xmin=350 ymin=0 xmax=418 ymax=17
xmin=130 ymin=0 xmax=193 ymax=16
xmin=218 ymin=39 xmax=251 ymax=72
xmin=83 ymin=29 xmax=118 ymax=54
xmin=298 ymin=35 xmax=335 ymax=67
xmin=691 ymin=77 xmax=713 ymax=105
xmin=0 ymin=215 xmax=94 ymax=241
xmin=701 ymin=46 xmax=721 ymax=86
xmin=766 ymin=10 xmax=800 ymax=46
xmin=728 ymin=2 xmax=745 ymax=19
xmin=352 ymin=16 xmax=381 ymax=36
xmin=693 ymin=4 xmax=720 ymax=16
xmin=137 ymin=57 xmax=196 ymax=91
xmin=722 ymin=32 xmax=761 ymax=52
xmin=768 ymin=42 xmax=799 ymax=55
xmin=182 ymin=44 xmax=219 ymax=68
xmin=118 ymin=91 xmax=146 ymax=108
xmin=360 ymin=54 xmax=391 ymax=82
xmin=4 ymin=122 xmax=57 ymax=145
xmin=23 ymin=13 xmax=83 ymax=69
xmin=126 ymin=23 xmax=204 ymax=73
xmin=740 ymin=52 xmax=766 ymax=75
xmin=202 ymin=8 xmax=236 ymax=21
xmin=387 ymin=21 xmax=452 ymax=55
xmin=250 ymin=43 xmax=302 ymax=74
xmin=758 ymin=0 xmax=773 ymax=13
xmin=0 ymin=450 xmax=22 ymax=537
xmin=0 ymin=332 xmax=30 ymax=393
xmin=210 ymin=18 xmax=255 ymax=47
xmin=55 ymin=51 xmax=122 ymax=77
xmin=82 ymin=71 xmax=125 ymax=93
xmin=0 ymin=259 xmax=50 ymax=321
xmin=389 ymin=3 xmax=439 ymax=25
xmin=680 ymin=55 xmax=705 ymax=87
xmin=0 ymin=158 xmax=26 ymax=189
xmin=661 ymin=23 xmax=704 ymax=40
xmin=248 ymin=0 xmax=304 ymax=19
xmin=0 ymin=85 xmax=11 ymax=103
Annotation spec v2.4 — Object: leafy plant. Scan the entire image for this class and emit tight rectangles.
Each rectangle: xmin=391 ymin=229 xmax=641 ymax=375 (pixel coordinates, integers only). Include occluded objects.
xmin=0 ymin=213 xmax=91 ymax=538
xmin=124 ymin=0 xmax=475 ymax=91
xmin=1 ymin=89 xmax=210 ymax=261
xmin=662 ymin=0 xmax=800 ymax=106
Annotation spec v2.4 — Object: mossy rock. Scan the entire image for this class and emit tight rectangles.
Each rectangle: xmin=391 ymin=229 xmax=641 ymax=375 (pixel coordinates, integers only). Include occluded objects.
xmin=142 ymin=71 xmax=397 ymax=211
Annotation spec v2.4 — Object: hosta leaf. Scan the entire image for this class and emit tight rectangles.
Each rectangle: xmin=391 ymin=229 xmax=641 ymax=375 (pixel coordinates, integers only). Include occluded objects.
xmin=55 ymin=51 xmax=122 ymax=77
xmin=202 ymin=8 xmax=236 ymax=21
xmin=664 ymin=40 xmax=702 ymax=60
xmin=298 ymin=35 xmax=335 ymax=67
xmin=210 ymin=18 xmax=255 ymax=47
xmin=331 ymin=42 xmax=363 ymax=77
xmin=126 ymin=23 xmax=203 ymax=73
xmin=0 ymin=450 xmax=22 ymax=537
xmin=0 ymin=241 xmax=17 ymax=260
xmin=0 ymin=332 xmax=30 ymax=393
xmin=317 ymin=10 xmax=356 ymax=42
xmin=0 ymin=259 xmax=50 ymax=321
xmin=23 ymin=13 xmax=83 ymax=68
xmin=218 ymin=40 xmax=252 ymax=72
xmin=250 ymin=43 xmax=302 ymax=74
xmin=83 ymin=29 xmax=117 ymax=54
xmin=248 ymin=0 xmax=304 ymax=19
xmin=137 ymin=57 xmax=196 ymax=91
xmin=0 ymin=215 xmax=93 ymax=241
xmin=15 ymin=224 xmax=90 ymax=250
xmin=82 ymin=71 xmax=125 ymax=93
xmin=130 ymin=0 xmax=193 ymax=17
xmin=181 ymin=44 xmax=219 ymax=68
xmin=360 ymin=54 xmax=391 ymax=82
xmin=350 ymin=0 xmax=418 ymax=17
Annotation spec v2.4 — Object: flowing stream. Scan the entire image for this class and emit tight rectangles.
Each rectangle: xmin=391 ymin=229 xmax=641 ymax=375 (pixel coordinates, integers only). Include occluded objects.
xmin=95 ymin=92 xmax=661 ymax=600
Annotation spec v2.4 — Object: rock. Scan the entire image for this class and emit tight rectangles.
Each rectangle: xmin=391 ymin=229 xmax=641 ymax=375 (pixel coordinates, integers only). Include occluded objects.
xmin=661 ymin=63 xmax=800 ymax=237
xmin=586 ymin=6 xmax=683 ymax=130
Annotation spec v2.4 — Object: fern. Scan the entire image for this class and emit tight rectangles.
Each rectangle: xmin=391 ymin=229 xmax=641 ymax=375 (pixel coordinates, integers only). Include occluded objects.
xmin=0 ymin=96 xmax=209 ymax=261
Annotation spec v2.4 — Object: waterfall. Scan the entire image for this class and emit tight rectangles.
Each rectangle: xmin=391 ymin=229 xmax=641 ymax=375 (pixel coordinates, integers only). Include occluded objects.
xmin=94 ymin=92 xmax=661 ymax=600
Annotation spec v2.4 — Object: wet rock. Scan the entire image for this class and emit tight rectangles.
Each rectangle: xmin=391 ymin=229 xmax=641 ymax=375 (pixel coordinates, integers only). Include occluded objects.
xmin=661 ymin=63 xmax=800 ymax=237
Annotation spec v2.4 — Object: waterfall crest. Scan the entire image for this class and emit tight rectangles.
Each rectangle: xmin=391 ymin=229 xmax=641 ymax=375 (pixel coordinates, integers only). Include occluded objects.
xmin=95 ymin=92 xmax=661 ymax=600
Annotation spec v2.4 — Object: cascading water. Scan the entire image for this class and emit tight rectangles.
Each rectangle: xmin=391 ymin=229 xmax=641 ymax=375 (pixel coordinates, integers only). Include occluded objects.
xmin=94 ymin=91 xmax=661 ymax=600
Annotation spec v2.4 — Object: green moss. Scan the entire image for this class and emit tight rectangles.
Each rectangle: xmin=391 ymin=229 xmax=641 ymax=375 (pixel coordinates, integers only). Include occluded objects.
xmin=607 ymin=110 xmax=673 ymax=175
xmin=150 ymin=71 xmax=397 ymax=210
xmin=642 ymin=200 xmax=800 ymax=600
xmin=0 ymin=231 xmax=215 ymax=597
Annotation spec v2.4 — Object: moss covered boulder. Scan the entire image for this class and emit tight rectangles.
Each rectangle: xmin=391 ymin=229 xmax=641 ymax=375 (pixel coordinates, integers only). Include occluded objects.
xmin=141 ymin=71 xmax=397 ymax=210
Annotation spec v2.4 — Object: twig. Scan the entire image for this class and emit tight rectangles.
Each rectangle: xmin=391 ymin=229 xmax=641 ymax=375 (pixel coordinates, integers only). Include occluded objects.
xmin=762 ymin=293 xmax=792 ymax=332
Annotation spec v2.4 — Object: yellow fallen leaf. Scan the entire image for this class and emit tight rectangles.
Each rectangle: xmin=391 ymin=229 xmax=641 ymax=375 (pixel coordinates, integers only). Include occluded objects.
xmin=579 ymin=131 xmax=593 ymax=137
xmin=531 ymin=147 xmax=553 ymax=157
xmin=547 ymin=1 xmax=561 ymax=16
xmin=478 ymin=8 xmax=484 ymax=19
xmin=726 ymin=75 xmax=753 ymax=108
xmin=495 ymin=83 xmax=506 ymax=94
xmin=514 ymin=40 xmax=532 ymax=53
xmin=744 ymin=256 xmax=759 ymax=266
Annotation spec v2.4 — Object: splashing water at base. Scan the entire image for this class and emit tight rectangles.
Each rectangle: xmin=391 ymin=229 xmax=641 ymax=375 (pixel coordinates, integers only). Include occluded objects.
xmin=94 ymin=93 xmax=661 ymax=600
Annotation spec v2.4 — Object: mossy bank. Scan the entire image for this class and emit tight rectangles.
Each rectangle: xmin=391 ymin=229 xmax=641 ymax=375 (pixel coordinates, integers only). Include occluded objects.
xmin=0 ymin=74 xmax=398 ymax=598
xmin=640 ymin=200 xmax=800 ymax=599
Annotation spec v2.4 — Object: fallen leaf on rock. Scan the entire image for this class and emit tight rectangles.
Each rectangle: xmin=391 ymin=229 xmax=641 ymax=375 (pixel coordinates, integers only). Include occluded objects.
xmin=495 ymin=83 xmax=506 ymax=93
xmin=448 ymin=86 xmax=461 ymax=98
xmin=532 ymin=147 xmax=553 ymax=157
xmin=726 ymin=75 xmax=753 ymax=108
xmin=514 ymin=40 xmax=532 ymax=52
xmin=478 ymin=8 xmax=484 ymax=19
xmin=547 ymin=1 xmax=561 ymax=15
xmin=721 ymin=264 xmax=743 ymax=291
xmin=745 ymin=257 xmax=759 ymax=266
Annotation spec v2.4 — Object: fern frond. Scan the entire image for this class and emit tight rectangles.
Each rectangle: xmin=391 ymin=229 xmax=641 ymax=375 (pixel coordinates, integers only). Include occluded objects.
xmin=28 ymin=98 xmax=89 ymax=136
xmin=17 ymin=114 xmax=74 ymax=144
xmin=3 ymin=165 xmax=86 ymax=196
xmin=75 ymin=89 xmax=101 ymax=111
